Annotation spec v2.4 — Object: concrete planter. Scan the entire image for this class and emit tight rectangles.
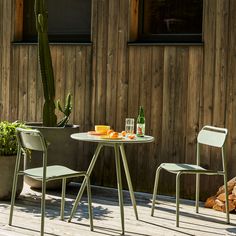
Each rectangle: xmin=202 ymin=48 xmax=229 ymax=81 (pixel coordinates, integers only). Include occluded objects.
xmin=0 ymin=155 xmax=23 ymax=200
xmin=24 ymin=124 xmax=80 ymax=189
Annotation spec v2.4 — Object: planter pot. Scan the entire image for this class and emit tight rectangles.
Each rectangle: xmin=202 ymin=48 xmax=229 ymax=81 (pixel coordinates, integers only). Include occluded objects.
xmin=24 ymin=123 xmax=80 ymax=189
xmin=0 ymin=155 xmax=23 ymax=200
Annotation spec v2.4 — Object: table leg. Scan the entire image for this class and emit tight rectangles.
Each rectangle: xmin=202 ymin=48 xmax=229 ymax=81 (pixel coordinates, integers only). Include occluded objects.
xmin=120 ymin=144 xmax=139 ymax=220
xmin=68 ymin=143 xmax=103 ymax=222
xmin=114 ymin=144 xmax=125 ymax=235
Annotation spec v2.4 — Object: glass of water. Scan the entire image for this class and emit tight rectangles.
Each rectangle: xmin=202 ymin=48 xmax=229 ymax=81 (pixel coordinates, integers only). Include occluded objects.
xmin=125 ymin=118 xmax=135 ymax=135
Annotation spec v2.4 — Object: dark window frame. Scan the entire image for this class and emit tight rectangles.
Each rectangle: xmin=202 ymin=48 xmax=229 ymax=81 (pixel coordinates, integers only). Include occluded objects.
xmin=137 ymin=0 xmax=203 ymax=44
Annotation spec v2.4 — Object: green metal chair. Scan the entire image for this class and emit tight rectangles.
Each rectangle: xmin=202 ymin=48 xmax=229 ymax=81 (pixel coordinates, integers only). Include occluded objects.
xmin=151 ymin=125 xmax=229 ymax=227
xmin=9 ymin=128 xmax=93 ymax=236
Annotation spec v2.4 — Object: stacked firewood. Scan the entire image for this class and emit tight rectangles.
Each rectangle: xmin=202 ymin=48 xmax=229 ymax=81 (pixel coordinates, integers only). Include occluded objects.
xmin=205 ymin=177 xmax=236 ymax=212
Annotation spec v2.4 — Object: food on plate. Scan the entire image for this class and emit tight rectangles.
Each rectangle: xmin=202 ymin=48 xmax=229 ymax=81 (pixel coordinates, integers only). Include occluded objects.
xmin=121 ymin=131 xmax=126 ymax=137
xmin=107 ymin=129 xmax=114 ymax=135
xmin=109 ymin=132 xmax=119 ymax=138
xmin=128 ymin=134 xmax=135 ymax=139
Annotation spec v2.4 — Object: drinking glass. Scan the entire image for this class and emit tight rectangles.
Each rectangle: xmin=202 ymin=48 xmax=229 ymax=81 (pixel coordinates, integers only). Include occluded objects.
xmin=125 ymin=118 xmax=134 ymax=135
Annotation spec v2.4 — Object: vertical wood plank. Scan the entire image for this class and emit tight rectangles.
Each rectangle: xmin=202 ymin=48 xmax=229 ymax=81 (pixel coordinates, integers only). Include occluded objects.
xmin=173 ymin=47 xmax=189 ymax=196
xmin=64 ymin=46 xmax=76 ymax=125
xmin=213 ymin=0 xmax=229 ymax=127
xmin=127 ymin=46 xmax=141 ymax=189
xmin=201 ymin=0 xmax=216 ymax=127
xmin=91 ymin=0 xmax=109 ymax=186
xmin=36 ymin=53 xmax=43 ymax=122
xmin=106 ymin=0 xmax=119 ymax=129
xmin=160 ymin=46 xmax=177 ymax=195
xmin=74 ymin=47 xmax=85 ymax=129
xmin=1 ymin=0 xmax=12 ymax=120
xmin=226 ymin=0 xmax=236 ymax=181
xmin=90 ymin=0 xmax=98 ymax=125
xmin=115 ymin=0 xmax=129 ymax=132
xmin=135 ymin=46 xmax=153 ymax=192
xmin=84 ymin=46 xmax=93 ymax=131
xmin=27 ymin=45 xmax=37 ymax=122
xmin=148 ymin=46 xmax=164 ymax=191
xmin=13 ymin=0 xmax=23 ymax=41
xmin=9 ymin=46 xmax=20 ymax=121
xmin=18 ymin=45 xmax=29 ymax=121
xmin=101 ymin=0 xmax=119 ymax=188
xmin=173 ymin=47 xmax=189 ymax=162
xmin=184 ymin=46 xmax=203 ymax=198
xmin=92 ymin=0 xmax=108 ymax=126
xmin=129 ymin=0 xmax=139 ymax=41
xmin=199 ymin=0 xmax=217 ymax=197
xmin=54 ymin=46 xmax=65 ymax=122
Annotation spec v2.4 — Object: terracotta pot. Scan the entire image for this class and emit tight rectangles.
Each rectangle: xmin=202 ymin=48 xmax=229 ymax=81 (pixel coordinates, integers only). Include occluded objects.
xmin=24 ymin=123 xmax=80 ymax=189
xmin=0 ymin=155 xmax=23 ymax=200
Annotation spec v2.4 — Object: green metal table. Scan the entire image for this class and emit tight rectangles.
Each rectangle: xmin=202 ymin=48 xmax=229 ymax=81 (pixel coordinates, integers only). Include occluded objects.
xmin=68 ymin=132 xmax=154 ymax=234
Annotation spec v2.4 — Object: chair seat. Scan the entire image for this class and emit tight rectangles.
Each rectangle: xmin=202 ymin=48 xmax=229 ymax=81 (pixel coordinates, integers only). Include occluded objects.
xmin=23 ymin=165 xmax=86 ymax=180
xmin=160 ymin=163 xmax=208 ymax=173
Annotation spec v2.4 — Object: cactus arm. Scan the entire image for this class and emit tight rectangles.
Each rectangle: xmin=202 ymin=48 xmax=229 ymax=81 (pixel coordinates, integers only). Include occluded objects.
xmin=57 ymin=100 xmax=63 ymax=113
xmin=35 ymin=0 xmax=57 ymax=127
xmin=57 ymin=93 xmax=72 ymax=127
xmin=64 ymin=93 xmax=72 ymax=116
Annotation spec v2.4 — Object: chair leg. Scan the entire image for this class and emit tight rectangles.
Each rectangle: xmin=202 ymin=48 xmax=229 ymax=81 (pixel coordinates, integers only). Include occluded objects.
xmin=61 ymin=178 xmax=66 ymax=221
xmin=176 ymin=172 xmax=181 ymax=227
xmin=9 ymin=149 xmax=22 ymax=226
xmin=119 ymin=144 xmax=138 ymax=220
xmin=114 ymin=144 xmax=125 ymax=235
xmin=86 ymin=175 xmax=93 ymax=231
xmin=40 ymin=179 xmax=46 ymax=236
xmin=195 ymin=173 xmax=200 ymax=213
xmin=223 ymin=174 xmax=230 ymax=224
xmin=151 ymin=166 xmax=162 ymax=216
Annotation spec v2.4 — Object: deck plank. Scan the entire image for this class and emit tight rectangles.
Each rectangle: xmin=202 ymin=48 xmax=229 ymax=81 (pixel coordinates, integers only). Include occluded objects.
xmin=0 ymin=183 xmax=236 ymax=236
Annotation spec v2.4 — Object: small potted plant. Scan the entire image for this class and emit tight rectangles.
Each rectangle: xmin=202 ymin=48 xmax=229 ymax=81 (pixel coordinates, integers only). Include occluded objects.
xmin=0 ymin=121 xmax=25 ymax=200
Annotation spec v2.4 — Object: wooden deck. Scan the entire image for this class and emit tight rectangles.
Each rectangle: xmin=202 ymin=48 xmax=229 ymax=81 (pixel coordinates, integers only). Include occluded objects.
xmin=0 ymin=183 xmax=236 ymax=236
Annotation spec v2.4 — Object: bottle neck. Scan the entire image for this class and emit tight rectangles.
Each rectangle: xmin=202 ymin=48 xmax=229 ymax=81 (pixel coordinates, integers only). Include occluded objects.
xmin=137 ymin=106 xmax=145 ymax=123
xmin=139 ymin=106 xmax=144 ymax=117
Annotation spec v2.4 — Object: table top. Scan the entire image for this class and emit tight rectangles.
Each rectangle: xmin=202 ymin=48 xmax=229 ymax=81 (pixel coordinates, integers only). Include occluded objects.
xmin=71 ymin=132 xmax=154 ymax=144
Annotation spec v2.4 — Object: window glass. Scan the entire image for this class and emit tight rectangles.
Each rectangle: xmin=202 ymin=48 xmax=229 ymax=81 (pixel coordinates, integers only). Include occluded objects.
xmin=23 ymin=0 xmax=91 ymax=43
xmin=139 ymin=0 xmax=203 ymax=43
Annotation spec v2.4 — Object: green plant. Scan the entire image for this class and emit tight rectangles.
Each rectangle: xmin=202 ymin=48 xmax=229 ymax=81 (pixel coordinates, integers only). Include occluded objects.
xmin=0 ymin=121 xmax=25 ymax=156
xmin=34 ymin=0 xmax=72 ymax=127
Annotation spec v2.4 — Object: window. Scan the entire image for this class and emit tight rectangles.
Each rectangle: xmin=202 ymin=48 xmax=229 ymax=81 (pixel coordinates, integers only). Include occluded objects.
xmin=23 ymin=0 xmax=91 ymax=43
xmin=137 ymin=0 xmax=203 ymax=43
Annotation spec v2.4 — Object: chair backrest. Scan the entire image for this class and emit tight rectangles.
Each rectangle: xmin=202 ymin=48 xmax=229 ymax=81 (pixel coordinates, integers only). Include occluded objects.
xmin=16 ymin=128 xmax=47 ymax=152
xmin=197 ymin=125 xmax=228 ymax=148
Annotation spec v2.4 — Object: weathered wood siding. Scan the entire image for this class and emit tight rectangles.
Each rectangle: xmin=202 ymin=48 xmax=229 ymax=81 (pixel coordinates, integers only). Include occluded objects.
xmin=0 ymin=0 xmax=236 ymax=200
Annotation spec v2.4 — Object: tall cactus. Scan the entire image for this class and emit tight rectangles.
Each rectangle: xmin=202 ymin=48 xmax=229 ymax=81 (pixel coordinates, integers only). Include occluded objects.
xmin=34 ymin=0 xmax=72 ymax=127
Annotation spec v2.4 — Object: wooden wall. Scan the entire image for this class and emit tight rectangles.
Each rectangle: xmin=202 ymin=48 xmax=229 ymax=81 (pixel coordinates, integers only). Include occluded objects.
xmin=1 ymin=0 xmax=236 ymax=200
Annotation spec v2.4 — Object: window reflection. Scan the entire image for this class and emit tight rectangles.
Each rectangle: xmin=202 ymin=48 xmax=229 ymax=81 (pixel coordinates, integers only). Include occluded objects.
xmin=139 ymin=0 xmax=203 ymax=42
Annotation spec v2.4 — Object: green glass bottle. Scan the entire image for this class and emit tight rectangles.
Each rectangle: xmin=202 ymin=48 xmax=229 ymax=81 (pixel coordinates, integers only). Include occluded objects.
xmin=136 ymin=106 xmax=145 ymax=137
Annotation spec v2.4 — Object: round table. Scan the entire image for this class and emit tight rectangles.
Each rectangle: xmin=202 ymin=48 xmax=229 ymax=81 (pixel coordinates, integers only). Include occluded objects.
xmin=69 ymin=132 xmax=154 ymax=234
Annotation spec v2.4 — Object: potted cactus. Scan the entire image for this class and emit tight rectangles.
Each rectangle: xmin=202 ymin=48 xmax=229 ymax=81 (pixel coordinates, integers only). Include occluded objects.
xmin=24 ymin=0 xmax=80 ymax=188
xmin=0 ymin=121 xmax=25 ymax=200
